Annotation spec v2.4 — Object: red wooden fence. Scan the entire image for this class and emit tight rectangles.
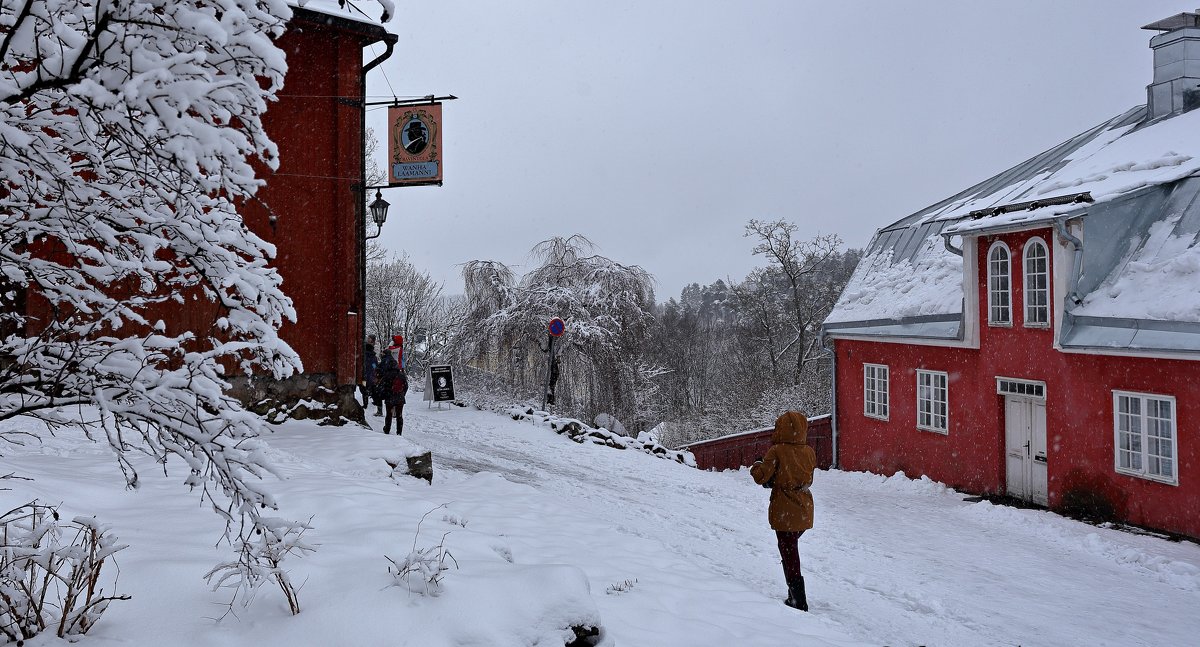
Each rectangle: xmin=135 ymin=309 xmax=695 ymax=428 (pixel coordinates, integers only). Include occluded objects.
xmin=682 ymin=415 xmax=833 ymax=471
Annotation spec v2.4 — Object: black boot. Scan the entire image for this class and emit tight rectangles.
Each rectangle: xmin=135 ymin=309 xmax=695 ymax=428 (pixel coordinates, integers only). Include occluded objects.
xmin=785 ymin=575 xmax=808 ymax=612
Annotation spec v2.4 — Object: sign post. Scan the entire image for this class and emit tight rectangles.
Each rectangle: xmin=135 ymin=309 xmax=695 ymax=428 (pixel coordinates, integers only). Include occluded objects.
xmin=542 ymin=318 xmax=565 ymax=411
xmin=423 ymin=364 xmax=455 ymax=409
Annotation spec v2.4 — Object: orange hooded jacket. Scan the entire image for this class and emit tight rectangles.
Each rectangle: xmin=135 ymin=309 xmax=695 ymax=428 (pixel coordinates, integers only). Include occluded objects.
xmin=750 ymin=411 xmax=816 ymax=532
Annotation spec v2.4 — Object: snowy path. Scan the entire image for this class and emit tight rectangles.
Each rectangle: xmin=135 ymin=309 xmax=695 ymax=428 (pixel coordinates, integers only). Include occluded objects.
xmin=403 ymin=402 xmax=1200 ymax=647
xmin=5 ymin=402 xmax=1200 ymax=646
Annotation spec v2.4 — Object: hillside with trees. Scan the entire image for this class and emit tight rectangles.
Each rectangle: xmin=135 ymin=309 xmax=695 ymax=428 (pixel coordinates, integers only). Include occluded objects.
xmin=366 ymin=223 xmax=860 ymax=448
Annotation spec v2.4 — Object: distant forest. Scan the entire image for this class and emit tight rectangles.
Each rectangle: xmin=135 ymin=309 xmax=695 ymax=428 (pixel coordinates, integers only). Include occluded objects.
xmin=366 ymin=220 xmax=861 ymax=448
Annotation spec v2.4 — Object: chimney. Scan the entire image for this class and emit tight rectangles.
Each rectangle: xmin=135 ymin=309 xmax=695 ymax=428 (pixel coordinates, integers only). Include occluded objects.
xmin=1143 ymin=10 xmax=1200 ymax=119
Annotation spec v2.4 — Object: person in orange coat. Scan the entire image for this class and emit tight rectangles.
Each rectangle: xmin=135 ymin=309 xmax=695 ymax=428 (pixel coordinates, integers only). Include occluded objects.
xmin=750 ymin=410 xmax=816 ymax=611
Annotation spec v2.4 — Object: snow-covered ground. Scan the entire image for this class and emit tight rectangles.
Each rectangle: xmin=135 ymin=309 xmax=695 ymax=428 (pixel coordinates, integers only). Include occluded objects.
xmin=5 ymin=399 xmax=1200 ymax=646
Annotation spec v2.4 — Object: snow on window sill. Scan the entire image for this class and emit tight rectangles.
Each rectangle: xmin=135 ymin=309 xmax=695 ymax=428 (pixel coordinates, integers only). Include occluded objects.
xmin=864 ymin=411 xmax=889 ymax=422
xmin=917 ymin=425 xmax=949 ymax=435
xmin=1115 ymin=466 xmax=1179 ymax=487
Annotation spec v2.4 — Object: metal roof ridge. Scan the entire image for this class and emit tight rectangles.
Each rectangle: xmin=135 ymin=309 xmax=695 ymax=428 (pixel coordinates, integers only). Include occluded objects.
xmin=874 ymin=107 xmax=1144 ymax=235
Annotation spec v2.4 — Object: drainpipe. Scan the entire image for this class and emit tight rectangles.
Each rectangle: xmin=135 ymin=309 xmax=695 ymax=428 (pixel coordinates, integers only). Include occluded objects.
xmin=820 ymin=329 xmax=838 ymax=469
xmin=1053 ymin=218 xmax=1084 ymax=305
xmin=943 ymin=233 xmax=963 ymax=257
xmin=358 ymin=34 xmax=398 ymax=390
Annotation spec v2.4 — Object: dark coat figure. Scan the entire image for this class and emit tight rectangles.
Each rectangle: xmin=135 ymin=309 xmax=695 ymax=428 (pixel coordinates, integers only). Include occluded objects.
xmin=362 ymin=336 xmax=381 ymax=415
xmin=751 ymin=411 xmax=816 ymax=612
xmin=376 ymin=336 xmax=408 ymax=435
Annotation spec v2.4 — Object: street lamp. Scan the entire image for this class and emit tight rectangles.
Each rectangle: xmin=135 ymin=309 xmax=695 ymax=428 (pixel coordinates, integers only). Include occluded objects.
xmin=366 ymin=189 xmax=390 ymax=239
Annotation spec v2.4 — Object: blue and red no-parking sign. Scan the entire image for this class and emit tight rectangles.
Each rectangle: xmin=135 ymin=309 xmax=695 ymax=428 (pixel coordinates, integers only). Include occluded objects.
xmin=548 ymin=317 xmax=565 ymax=337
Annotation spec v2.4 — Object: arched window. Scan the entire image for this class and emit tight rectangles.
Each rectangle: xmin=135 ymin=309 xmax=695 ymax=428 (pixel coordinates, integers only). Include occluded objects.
xmin=1024 ymin=238 xmax=1050 ymax=326
xmin=987 ymin=242 xmax=1011 ymax=325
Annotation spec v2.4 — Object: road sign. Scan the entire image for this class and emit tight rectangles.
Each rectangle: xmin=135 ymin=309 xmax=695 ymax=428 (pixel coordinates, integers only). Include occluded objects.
xmin=548 ymin=317 xmax=565 ymax=337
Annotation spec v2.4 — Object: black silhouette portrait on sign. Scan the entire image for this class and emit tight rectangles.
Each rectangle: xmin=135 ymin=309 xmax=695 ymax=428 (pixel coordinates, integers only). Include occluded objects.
xmin=402 ymin=118 xmax=429 ymax=155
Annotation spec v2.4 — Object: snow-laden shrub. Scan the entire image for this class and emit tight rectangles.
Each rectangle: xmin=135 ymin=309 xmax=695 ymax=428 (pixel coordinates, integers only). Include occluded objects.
xmin=204 ymin=517 xmax=315 ymax=617
xmin=386 ymin=506 xmax=458 ymax=597
xmin=0 ymin=502 xmax=129 ymax=642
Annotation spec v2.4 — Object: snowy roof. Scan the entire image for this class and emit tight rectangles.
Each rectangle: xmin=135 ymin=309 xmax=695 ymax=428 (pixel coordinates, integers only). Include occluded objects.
xmin=289 ymin=0 xmax=393 ymax=30
xmin=823 ymin=103 xmax=1200 ymax=354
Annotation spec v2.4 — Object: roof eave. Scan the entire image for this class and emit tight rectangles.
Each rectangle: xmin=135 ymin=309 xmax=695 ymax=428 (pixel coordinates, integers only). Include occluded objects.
xmin=290 ymin=5 xmax=393 ymax=45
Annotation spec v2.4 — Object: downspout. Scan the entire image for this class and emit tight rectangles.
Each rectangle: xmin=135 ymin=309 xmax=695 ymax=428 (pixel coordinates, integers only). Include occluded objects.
xmin=1053 ymin=217 xmax=1084 ymax=305
xmin=943 ymin=233 xmax=963 ymax=257
xmin=819 ymin=329 xmax=838 ymax=469
xmin=359 ymin=34 xmax=397 ymax=389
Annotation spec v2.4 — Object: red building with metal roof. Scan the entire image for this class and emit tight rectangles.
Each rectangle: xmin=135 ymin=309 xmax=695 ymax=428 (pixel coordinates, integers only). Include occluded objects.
xmin=822 ymin=12 xmax=1200 ymax=539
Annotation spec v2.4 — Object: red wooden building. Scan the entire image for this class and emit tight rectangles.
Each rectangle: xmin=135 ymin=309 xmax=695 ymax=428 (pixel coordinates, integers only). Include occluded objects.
xmin=822 ymin=12 xmax=1200 ymax=539
xmin=683 ymin=415 xmax=834 ymax=473
xmin=16 ymin=3 xmax=394 ymax=420
xmin=234 ymin=2 xmax=396 ymax=419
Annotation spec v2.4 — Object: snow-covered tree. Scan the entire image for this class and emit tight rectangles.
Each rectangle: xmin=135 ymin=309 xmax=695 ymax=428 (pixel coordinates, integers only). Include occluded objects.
xmin=0 ymin=0 xmax=390 ymax=614
xmin=461 ymin=235 xmax=657 ymax=423
xmin=366 ymin=253 xmax=443 ymax=355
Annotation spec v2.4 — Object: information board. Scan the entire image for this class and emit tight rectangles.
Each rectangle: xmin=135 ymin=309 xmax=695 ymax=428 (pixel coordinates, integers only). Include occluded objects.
xmin=424 ymin=365 xmax=455 ymax=403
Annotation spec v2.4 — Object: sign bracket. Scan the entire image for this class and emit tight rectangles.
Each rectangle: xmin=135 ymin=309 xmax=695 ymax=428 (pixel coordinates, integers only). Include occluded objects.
xmin=365 ymin=94 xmax=458 ymax=108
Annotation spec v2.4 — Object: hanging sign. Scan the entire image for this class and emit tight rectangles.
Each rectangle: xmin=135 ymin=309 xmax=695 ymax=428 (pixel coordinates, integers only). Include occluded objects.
xmin=388 ymin=103 xmax=443 ymax=186
xmin=423 ymin=364 xmax=455 ymax=403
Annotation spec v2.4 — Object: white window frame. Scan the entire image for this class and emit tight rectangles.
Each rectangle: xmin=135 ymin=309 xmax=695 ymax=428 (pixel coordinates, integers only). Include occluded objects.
xmin=916 ymin=370 xmax=949 ymax=434
xmin=863 ymin=363 xmax=890 ymax=420
xmin=1113 ymin=390 xmax=1178 ymax=486
xmin=1023 ymin=237 xmax=1050 ymax=328
xmin=996 ymin=377 xmax=1046 ymax=401
xmin=987 ymin=241 xmax=1011 ymax=326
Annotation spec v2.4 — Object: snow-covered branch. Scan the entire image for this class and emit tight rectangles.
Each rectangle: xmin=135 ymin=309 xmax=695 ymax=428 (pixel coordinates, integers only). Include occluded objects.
xmin=0 ymin=0 xmax=390 ymax=616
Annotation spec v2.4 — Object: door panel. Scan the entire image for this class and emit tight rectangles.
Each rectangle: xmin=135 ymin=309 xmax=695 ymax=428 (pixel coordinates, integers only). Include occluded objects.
xmin=1031 ymin=401 xmax=1048 ymax=505
xmin=1005 ymin=398 xmax=1029 ymax=500
xmin=1004 ymin=396 xmax=1048 ymax=505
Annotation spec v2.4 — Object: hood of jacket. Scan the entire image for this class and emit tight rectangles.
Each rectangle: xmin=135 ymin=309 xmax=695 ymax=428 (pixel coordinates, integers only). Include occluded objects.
xmin=771 ymin=411 xmax=808 ymax=445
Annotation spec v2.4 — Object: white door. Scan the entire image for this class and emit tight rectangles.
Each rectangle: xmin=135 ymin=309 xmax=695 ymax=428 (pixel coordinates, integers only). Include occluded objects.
xmin=1004 ymin=397 xmax=1048 ymax=505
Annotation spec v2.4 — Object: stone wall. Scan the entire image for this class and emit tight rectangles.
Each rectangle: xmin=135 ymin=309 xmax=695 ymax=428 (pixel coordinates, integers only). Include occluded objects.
xmin=227 ymin=372 xmax=365 ymax=426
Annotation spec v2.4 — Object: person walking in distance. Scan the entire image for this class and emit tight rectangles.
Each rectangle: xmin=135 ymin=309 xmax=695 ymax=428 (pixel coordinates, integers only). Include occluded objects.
xmin=362 ymin=334 xmax=381 ymax=416
xmin=376 ymin=334 xmax=408 ymax=435
xmin=750 ymin=411 xmax=816 ymax=611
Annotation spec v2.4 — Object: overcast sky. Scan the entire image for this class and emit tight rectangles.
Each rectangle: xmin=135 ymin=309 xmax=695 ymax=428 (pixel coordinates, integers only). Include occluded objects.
xmin=364 ymin=1 xmax=1188 ymax=301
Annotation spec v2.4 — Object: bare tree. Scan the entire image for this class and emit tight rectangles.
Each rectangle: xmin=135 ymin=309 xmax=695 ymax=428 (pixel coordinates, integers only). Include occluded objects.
xmin=645 ymin=235 xmax=860 ymax=445
xmin=745 ymin=220 xmax=843 ymax=384
xmin=366 ymin=254 xmax=445 ymax=372
xmin=365 ymin=127 xmax=388 ymax=264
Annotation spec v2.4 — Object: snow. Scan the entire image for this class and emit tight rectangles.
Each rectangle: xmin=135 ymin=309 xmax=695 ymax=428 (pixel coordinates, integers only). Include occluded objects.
xmin=1074 ymin=214 xmax=1200 ymax=322
xmin=291 ymin=0 xmax=393 ymax=26
xmin=830 ymin=106 xmax=1200 ymax=330
xmin=935 ymin=108 xmax=1200 ymax=234
xmin=5 ymin=403 xmax=1200 ymax=646
xmin=825 ymin=236 xmax=963 ymax=323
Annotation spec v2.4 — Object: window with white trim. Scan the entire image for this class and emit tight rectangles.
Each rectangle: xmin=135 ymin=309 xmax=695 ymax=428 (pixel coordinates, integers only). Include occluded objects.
xmin=1114 ymin=391 xmax=1177 ymax=485
xmin=916 ymin=370 xmax=948 ymax=433
xmin=987 ymin=242 xmax=1011 ymax=325
xmin=1024 ymin=238 xmax=1049 ymax=326
xmin=863 ymin=364 xmax=889 ymax=420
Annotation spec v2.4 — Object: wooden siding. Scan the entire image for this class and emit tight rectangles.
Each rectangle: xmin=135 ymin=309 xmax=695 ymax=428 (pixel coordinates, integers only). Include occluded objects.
xmin=684 ymin=416 xmax=833 ymax=472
